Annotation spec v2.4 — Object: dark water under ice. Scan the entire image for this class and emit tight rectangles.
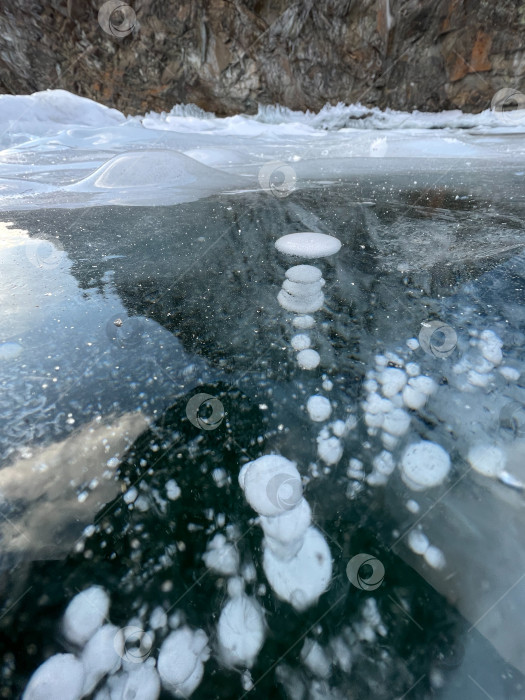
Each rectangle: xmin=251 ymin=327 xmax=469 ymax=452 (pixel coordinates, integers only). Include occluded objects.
xmin=1 ymin=170 xmax=525 ymax=699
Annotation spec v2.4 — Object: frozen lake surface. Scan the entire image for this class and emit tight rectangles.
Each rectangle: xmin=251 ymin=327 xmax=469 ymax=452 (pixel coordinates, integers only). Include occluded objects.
xmin=1 ymin=91 xmax=525 ymax=699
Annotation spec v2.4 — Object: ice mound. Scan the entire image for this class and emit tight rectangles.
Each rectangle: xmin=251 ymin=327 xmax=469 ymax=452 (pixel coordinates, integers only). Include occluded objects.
xmin=275 ymin=233 xmax=342 ymax=258
xmin=157 ymin=626 xmax=210 ymax=697
xmin=69 ymin=150 xmax=217 ymax=190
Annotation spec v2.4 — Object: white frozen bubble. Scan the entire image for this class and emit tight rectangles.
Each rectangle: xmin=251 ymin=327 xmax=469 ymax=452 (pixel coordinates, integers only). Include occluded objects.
xmin=317 ymin=434 xmax=343 ymax=465
xmin=278 ymin=289 xmax=324 ymax=314
xmin=260 ymin=498 xmax=312 ymax=544
xmin=402 ymin=385 xmax=427 ymax=410
xmin=405 ymin=362 xmax=420 ymax=377
xmin=291 ymin=333 xmax=311 ymax=351
xmin=217 ymin=593 xmax=265 ymax=668
xmin=424 ymin=545 xmax=446 ymax=570
xmin=331 ymin=420 xmax=346 ymax=437
xmin=297 ymin=348 xmax=321 ymax=370
xmin=408 ymin=375 xmax=437 ymax=396
xmin=107 ymin=665 xmax=161 ymax=700
xmin=283 ymin=279 xmax=324 ymax=297
xmin=322 ymin=378 xmax=333 ymax=391
xmin=499 ymin=366 xmax=520 ymax=382
xmin=382 ymin=408 xmax=411 ymax=436
xmin=203 ymin=533 xmax=240 ymax=575
xmin=82 ymin=624 xmax=123 ymax=696
xmin=372 ymin=450 xmax=395 ymax=476
xmin=407 ymin=530 xmax=429 ymax=555
xmin=285 ymin=264 xmax=323 ymax=284
xmin=400 ymin=441 xmax=451 ymax=491
xmin=292 ymin=314 xmax=316 ymax=329
xmin=406 ymin=338 xmax=420 ymax=351
xmin=406 ymin=499 xmax=420 ymax=514
xmin=300 ymin=639 xmax=331 ymax=678
xmin=239 ymin=455 xmax=302 ymax=517
xmin=467 ymin=444 xmax=506 ymax=478
xmin=378 ymin=368 xmax=407 ymax=398
xmin=381 ymin=432 xmax=399 ymax=451
xmin=166 ymin=479 xmax=181 ymax=500
xmin=306 ymin=395 xmax=332 ymax=422
xmin=23 ymin=654 xmax=84 ymax=700
xmin=0 ymin=342 xmax=22 ymax=360
xmin=149 ymin=607 xmax=168 ymax=631
xmin=479 ymin=330 xmax=503 ymax=366
xmin=263 ymin=527 xmax=332 ymax=611
xmin=157 ymin=627 xmax=209 ymax=697
xmin=63 ymin=586 xmax=110 ymax=647
xmin=275 ymin=232 xmax=342 ymax=258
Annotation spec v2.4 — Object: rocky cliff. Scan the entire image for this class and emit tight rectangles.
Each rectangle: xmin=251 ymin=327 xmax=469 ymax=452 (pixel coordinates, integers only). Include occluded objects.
xmin=0 ymin=0 xmax=524 ymax=116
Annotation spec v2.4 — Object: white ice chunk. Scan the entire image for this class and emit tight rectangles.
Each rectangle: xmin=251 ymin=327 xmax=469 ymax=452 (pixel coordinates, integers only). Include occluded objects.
xmin=276 ymin=233 xmax=342 ymax=258
xmin=63 ymin=586 xmax=110 ymax=647
xmin=400 ymin=441 xmax=451 ymax=491
xmin=306 ymin=395 xmax=332 ymax=422
xmin=467 ymin=444 xmax=506 ymax=477
xmin=297 ymin=349 xmax=321 ymax=370
xmin=263 ymin=527 xmax=332 ymax=611
xmin=239 ymin=455 xmax=302 ymax=517
xmin=23 ymin=654 xmax=84 ymax=700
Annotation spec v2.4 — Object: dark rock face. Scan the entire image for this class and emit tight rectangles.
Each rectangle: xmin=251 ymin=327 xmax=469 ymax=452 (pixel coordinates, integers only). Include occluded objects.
xmin=0 ymin=0 xmax=523 ymax=116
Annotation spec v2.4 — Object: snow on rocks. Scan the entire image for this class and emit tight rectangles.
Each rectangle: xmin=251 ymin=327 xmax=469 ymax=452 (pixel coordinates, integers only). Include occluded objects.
xmin=23 ymin=654 xmax=85 ymax=700
xmin=306 ymin=395 xmax=332 ymax=422
xmin=239 ymin=455 xmax=332 ymax=610
xmin=157 ymin=626 xmax=210 ymax=698
xmin=467 ymin=444 xmax=506 ymax=478
xmin=63 ymin=586 xmax=110 ymax=647
xmin=275 ymin=233 xmax=342 ymax=259
xmin=217 ymin=578 xmax=265 ymax=668
xmin=203 ymin=533 xmax=240 ymax=576
xmin=400 ymin=441 xmax=451 ymax=491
